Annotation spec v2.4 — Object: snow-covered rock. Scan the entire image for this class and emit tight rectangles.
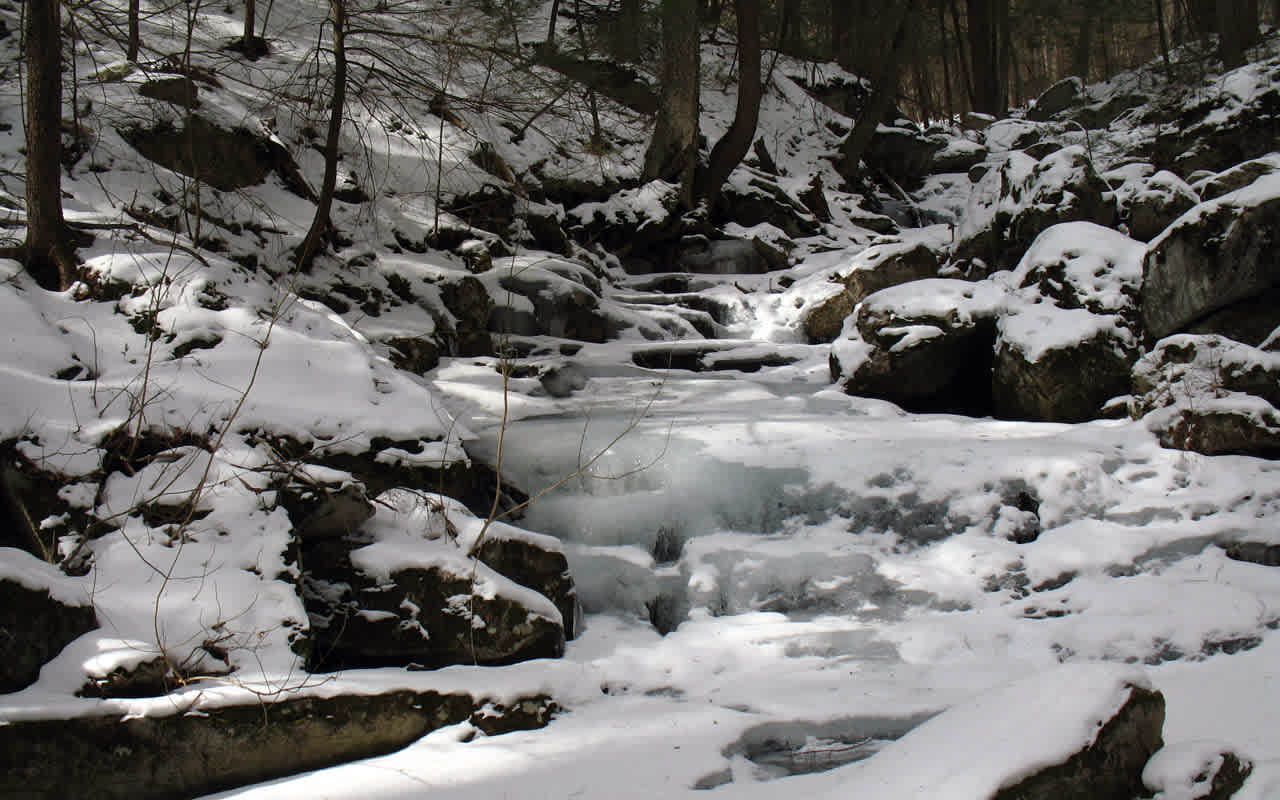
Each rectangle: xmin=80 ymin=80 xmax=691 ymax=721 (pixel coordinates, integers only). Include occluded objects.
xmin=1142 ymin=173 xmax=1280 ymax=341
xmin=0 ymin=549 xmax=97 ymax=693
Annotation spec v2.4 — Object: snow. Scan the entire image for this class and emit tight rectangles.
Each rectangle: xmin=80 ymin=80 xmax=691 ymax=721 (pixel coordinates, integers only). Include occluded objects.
xmin=1 ymin=2 xmax=1279 ymax=799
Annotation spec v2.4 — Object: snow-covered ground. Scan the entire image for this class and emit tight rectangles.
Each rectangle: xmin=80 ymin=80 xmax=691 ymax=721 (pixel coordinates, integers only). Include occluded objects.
xmin=1 ymin=1 xmax=1279 ymax=797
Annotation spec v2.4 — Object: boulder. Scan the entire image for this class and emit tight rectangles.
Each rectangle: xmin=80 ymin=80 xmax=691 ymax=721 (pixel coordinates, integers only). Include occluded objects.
xmin=994 ymin=308 xmax=1138 ymax=422
xmin=932 ymin=138 xmax=989 ymax=174
xmin=674 ymin=235 xmax=781 ymax=275
xmin=838 ymin=279 xmax=1005 ymax=415
xmin=119 ymin=115 xmax=308 ymax=197
xmin=992 ymin=681 xmax=1165 ymax=800
xmin=439 ymin=275 xmax=494 ymax=356
xmin=1131 ymin=335 xmax=1280 ymax=417
xmin=384 ymin=335 xmax=441 ymax=375
xmin=1186 ymin=285 xmax=1280 ymax=347
xmin=989 ymin=223 xmax=1145 ymax=422
xmin=321 ymin=561 xmax=565 ymax=669
xmin=278 ymin=481 xmax=375 ymax=541
xmin=804 ymin=241 xmax=941 ymax=343
xmin=864 ymin=123 xmax=944 ymax=187
xmin=719 ymin=177 xmax=822 ymax=240
xmin=1150 ymin=77 xmax=1280 ymax=174
xmin=954 ymin=147 xmax=1118 ymax=273
xmin=1141 ymin=174 xmax=1280 ymax=341
xmin=1133 ymin=335 xmax=1280 ymax=458
xmin=1143 ymin=741 xmax=1253 ymax=800
xmin=1194 ymin=154 xmax=1280 ymax=201
xmin=1027 ymin=76 xmax=1084 ymax=121
xmin=0 ymin=549 xmax=97 ymax=693
xmin=1148 ymin=401 xmax=1280 ymax=459
xmin=493 ymin=265 xmax=613 ymax=342
xmin=830 ymin=665 xmax=1163 ymax=800
xmin=1007 ymin=222 xmax=1145 ymax=319
xmin=1103 ymin=165 xmax=1199 ymax=242
xmin=301 ymin=490 xmax=571 ymax=671
xmin=473 ymin=522 xmax=584 ymax=640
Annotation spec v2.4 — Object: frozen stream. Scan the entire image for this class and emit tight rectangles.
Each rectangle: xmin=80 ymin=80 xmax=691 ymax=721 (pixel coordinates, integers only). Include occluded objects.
xmin=211 ymin=357 xmax=1280 ymax=799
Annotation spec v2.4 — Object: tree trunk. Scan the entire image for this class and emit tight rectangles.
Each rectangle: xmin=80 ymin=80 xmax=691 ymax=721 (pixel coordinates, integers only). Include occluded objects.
xmin=966 ymin=0 xmax=1006 ymax=114
xmin=1155 ymin=0 xmax=1173 ymax=76
xmin=830 ymin=0 xmax=848 ymax=60
xmin=839 ymin=0 xmax=916 ymax=179
xmin=950 ymin=0 xmax=974 ymax=110
xmin=546 ymin=0 xmax=561 ymax=45
xmin=1071 ymin=9 xmax=1093 ymax=79
xmin=244 ymin=0 xmax=256 ymax=40
xmin=127 ymin=0 xmax=140 ymax=61
xmin=1218 ymin=0 xmax=1259 ymax=68
xmin=296 ymin=0 xmax=347 ymax=272
xmin=23 ymin=0 xmax=76 ymax=290
xmin=695 ymin=0 xmax=760 ymax=205
xmin=616 ymin=0 xmax=642 ymax=62
xmin=642 ymin=0 xmax=700 ymax=208
xmin=938 ymin=0 xmax=955 ymax=118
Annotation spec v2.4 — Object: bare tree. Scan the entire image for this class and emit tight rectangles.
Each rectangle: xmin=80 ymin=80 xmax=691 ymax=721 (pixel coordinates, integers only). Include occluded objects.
xmin=642 ymin=0 xmax=700 ymax=208
xmin=296 ymin=0 xmax=348 ymax=272
xmin=838 ymin=0 xmax=917 ymax=178
xmin=695 ymin=0 xmax=760 ymax=205
xmin=127 ymin=0 xmax=140 ymax=60
xmin=1217 ymin=0 xmax=1260 ymax=68
xmin=21 ymin=0 xmax=79 ymax=290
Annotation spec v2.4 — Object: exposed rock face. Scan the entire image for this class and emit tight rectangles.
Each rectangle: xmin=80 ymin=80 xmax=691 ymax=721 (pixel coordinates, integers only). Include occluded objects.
xmin=1027 ymin=76 xmax=1084 ymax=121
xmin=493 ymin=265 xmax=612 ymax=342
xmin=0 ymin=550 xmax=97 ymax=693
xmin=804 ymin=242 xmax=941 ymax=343
xmin=991 ymin=684 xmax=1165 ymax=800
xmin=991 ymin=223 xmax=1145 ymax=421
xmin=313 ymin=562 xmax=565 ymax=669
xmin=1194 ymin=154 xmax=1280 ymax=201
xmin=119 ymin=115 xmax=307 ymax=196
xmin=864 ymin=123 xmax=944 ymax=187
xmin=384 ymin=335 xmax=441 ymax=375
xmin=1141 ymin=175 xmax=1280 ymax=340
xmin=0 ymin=688 xmax=555 ymax=800
xmin=477 ymin=529 xmax=583 ymax=639
xmin=301 ymin=490 xmax=571 ymax=671
xmin=440 ymin=275 xmax=495 ymax=356
xmin=994 ymin=317 xmax=1137 ymax=422
xmin=1150 ymin=404 xmax=1280 ymax=459
xmin=839 ymin=279 xmax=1004 ymax=415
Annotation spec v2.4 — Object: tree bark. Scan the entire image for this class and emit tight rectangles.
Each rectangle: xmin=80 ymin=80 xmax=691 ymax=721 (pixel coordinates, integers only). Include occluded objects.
xmin=642 ymin=0 xmax=700 ymax=208
xmin=839 ymin=0 xmax=916 ymax=179
xmin=966 ymin=0 xmax=1006 ymax=114
xmin=695 ymin=0 xmax=760 ymax=205
xmin=127 ymin=0 xmax=140 ymax=61
xmin=546 ymin=0 xmax=561 ymax=45
xmin=23 ymin=0 xmax=76 ymax=290
xmin=1217 ymin=0 xmax=1259 ymax=68
xmin=296 ymin=0 xmax=347 ymax=272
xmin=1071 ymin=8 xmax=1093 ymax=80
xmin=243 ymin=0 xmax=256 ymax=41
xmin=616 ymin=0 xmax=642 ymax=62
